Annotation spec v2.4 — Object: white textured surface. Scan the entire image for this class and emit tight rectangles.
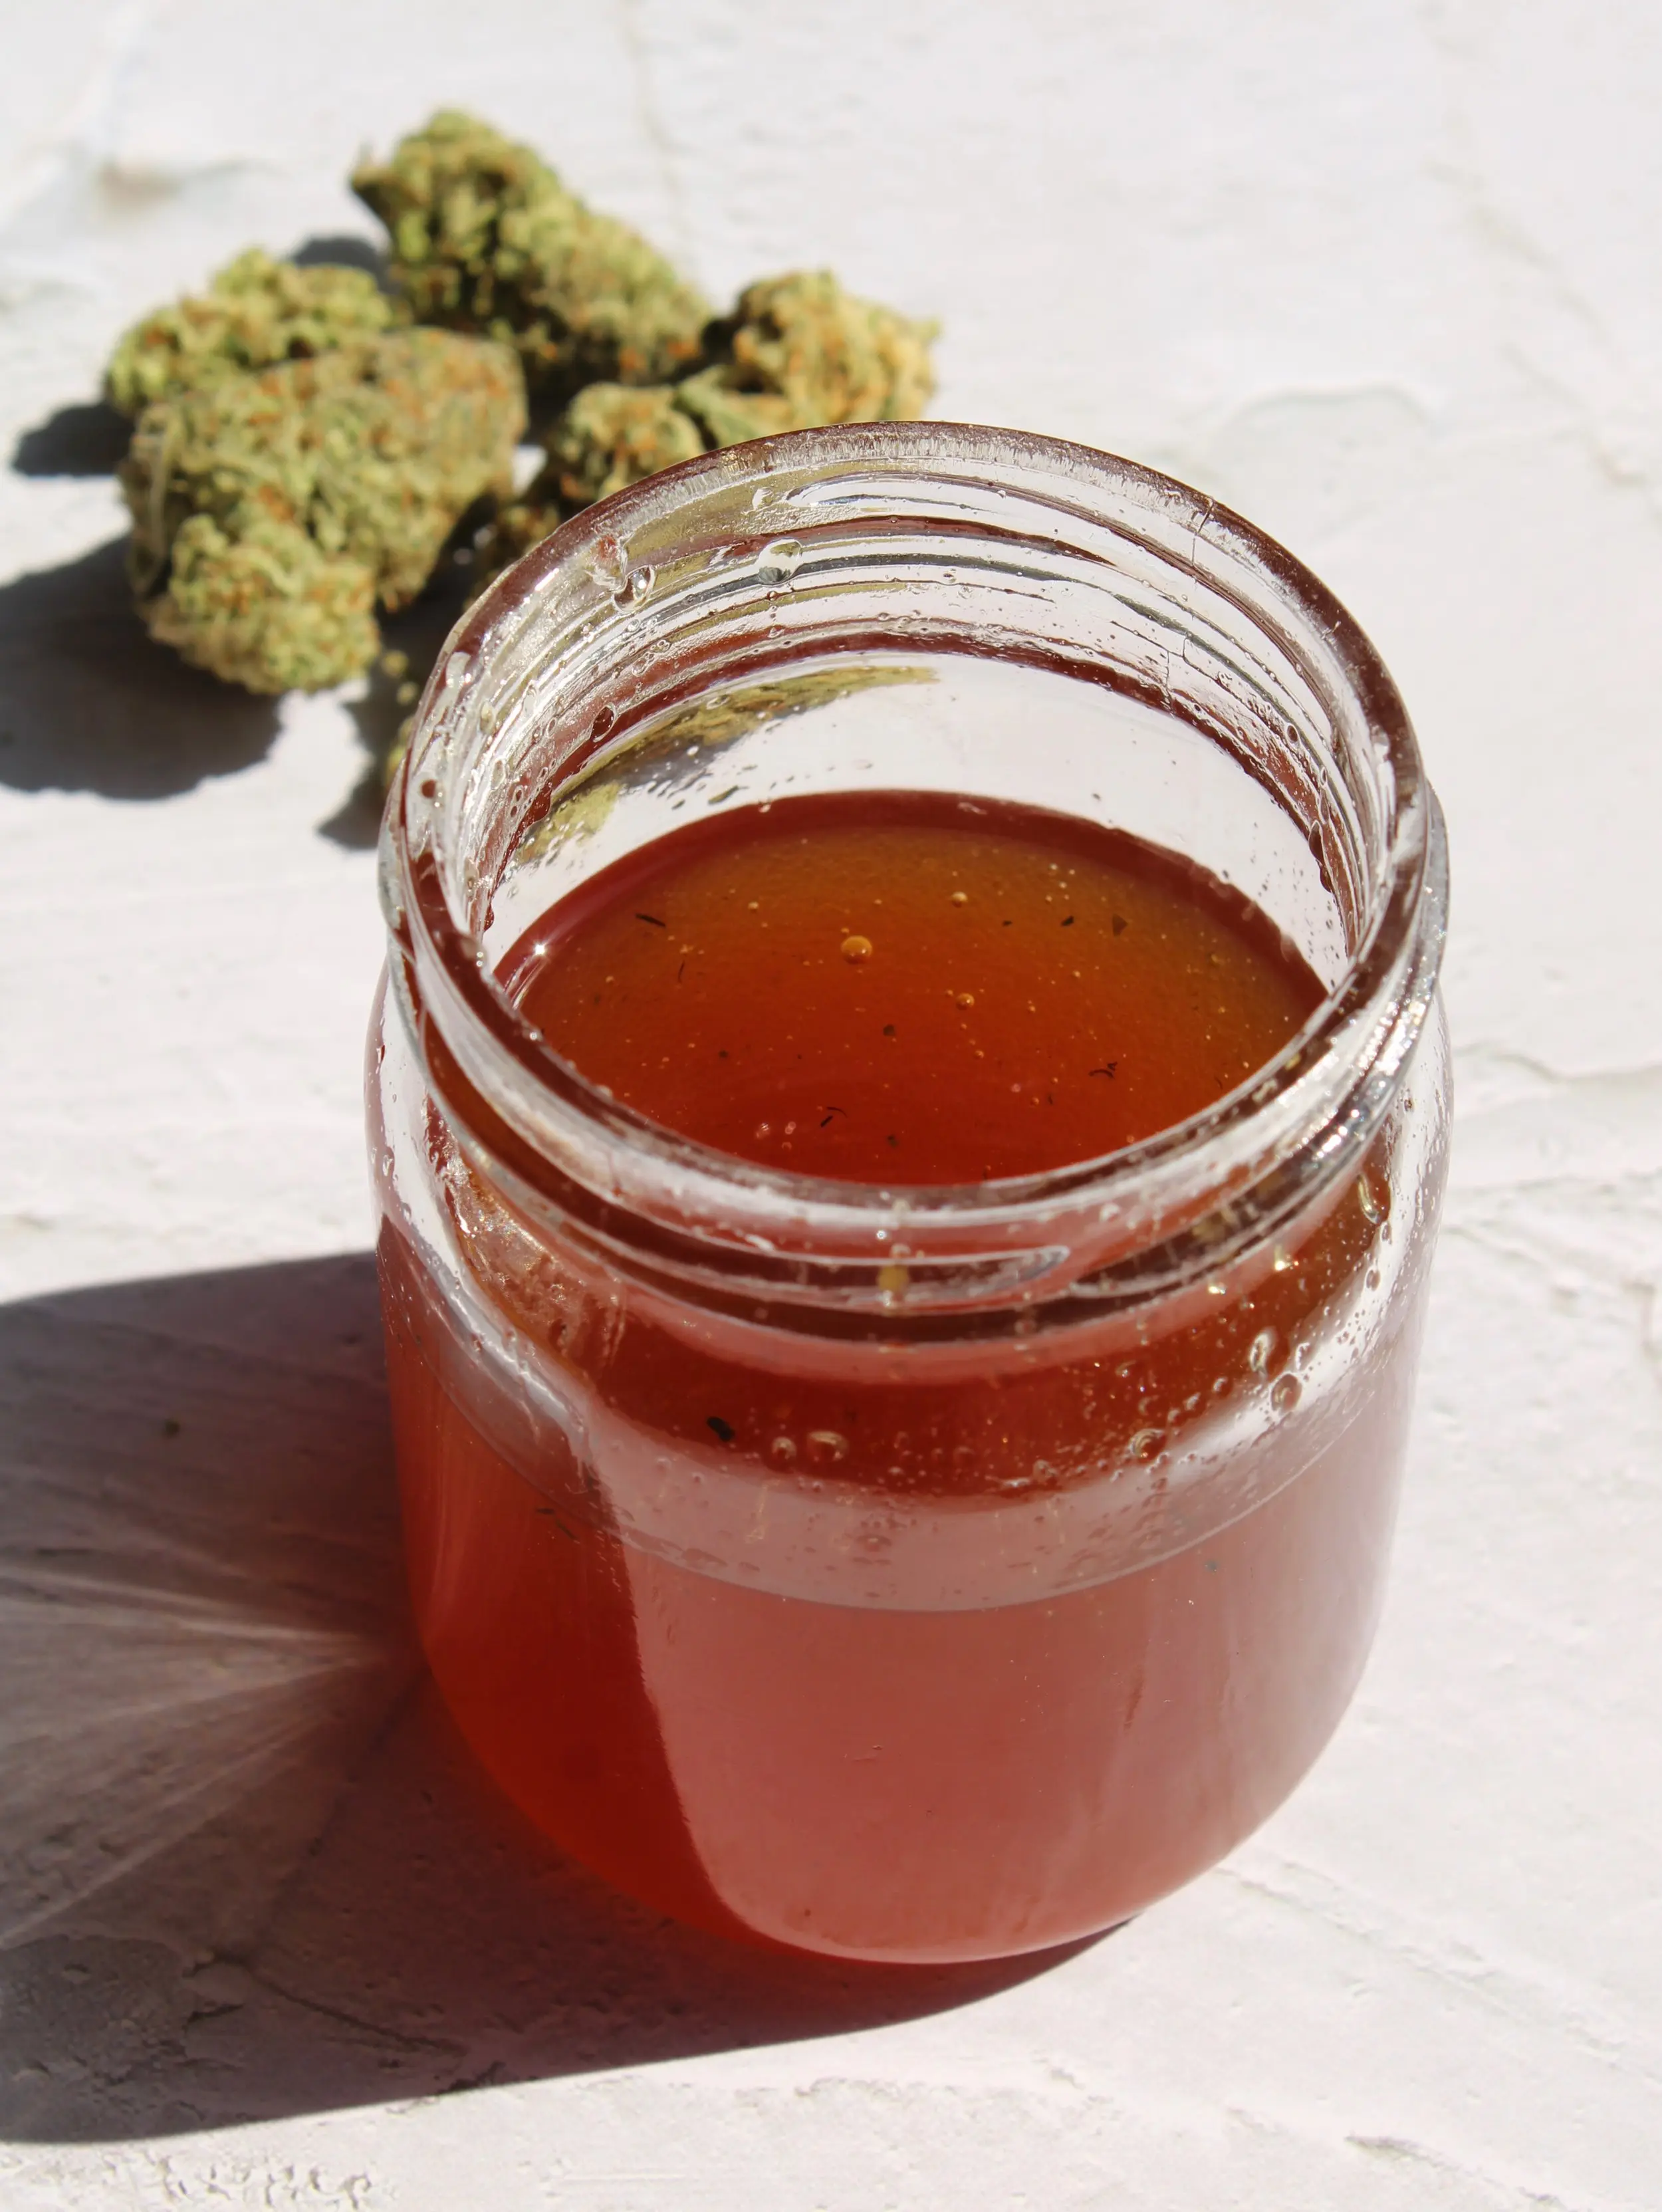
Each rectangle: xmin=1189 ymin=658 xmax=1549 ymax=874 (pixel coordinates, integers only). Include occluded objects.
xmin=1 ymin=5 xmax=1659 ymax=2205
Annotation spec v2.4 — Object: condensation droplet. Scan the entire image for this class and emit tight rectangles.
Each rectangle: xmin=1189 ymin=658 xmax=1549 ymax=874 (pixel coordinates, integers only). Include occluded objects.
xmin=617 ymin=564 xmax=655 ymax=606
xmin=757 ymin=538 xmax=804 ymax=586
xmin=806 ymin=1429 xmax=849 ymax=1465
xmin=842 ymin=933 xmax=874 ymax=963
xmin=585 ymin=535 xmax=630 ymax=592
xmin=1248 ymin=1327 xmax=1276 ymax=1374
xmin=1270 ymin=1373 xmax=1302 ymax=1415
xmin=768 ymin=1435 xmax=797 ymax=1467
xmin=1129 ymin=1427 xmax=1165 ymax=1462
xmin=1272 ymin=1245 xmax=1294 ymax=1273
xmin=1357 ymin=1174 xmax=1383 ymax=1225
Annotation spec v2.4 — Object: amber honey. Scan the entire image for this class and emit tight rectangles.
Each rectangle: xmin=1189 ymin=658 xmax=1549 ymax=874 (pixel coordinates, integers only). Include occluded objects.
xmin=507 ymin=790 xmax=1322 ymax=1183
xmin=379 ymin=789 xmax=1415 ymax=1959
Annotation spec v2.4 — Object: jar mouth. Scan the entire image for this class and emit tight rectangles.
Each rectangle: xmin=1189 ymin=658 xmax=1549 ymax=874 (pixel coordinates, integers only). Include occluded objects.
xmin=384 ymin=422 xmax=1446 ymax=1324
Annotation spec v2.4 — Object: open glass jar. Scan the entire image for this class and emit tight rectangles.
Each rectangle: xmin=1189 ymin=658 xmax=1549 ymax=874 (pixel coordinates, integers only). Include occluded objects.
xmin=369 ymin=423 xmax=1449 ymax=1964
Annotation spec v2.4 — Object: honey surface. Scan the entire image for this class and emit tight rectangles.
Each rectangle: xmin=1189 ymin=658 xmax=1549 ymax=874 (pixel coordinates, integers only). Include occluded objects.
xmin=508 ymin=790 xmax=1323 ymax=1182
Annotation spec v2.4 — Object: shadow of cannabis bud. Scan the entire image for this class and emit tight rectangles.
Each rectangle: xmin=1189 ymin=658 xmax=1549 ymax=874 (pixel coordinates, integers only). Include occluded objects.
xmin=481 ymin=271 xmax=936 ymax=577
xmin=121 ymin=331 xmax=526 ymax=695
xmin=352 ymin=110 xmax=711 ymax=406
xmin=104 ymin=249 xmax=406 ymax=417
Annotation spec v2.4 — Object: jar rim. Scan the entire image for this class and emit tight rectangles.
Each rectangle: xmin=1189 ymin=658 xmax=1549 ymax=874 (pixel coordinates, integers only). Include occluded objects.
xmin=385 ymin=421 xmax=1445 ymax=1319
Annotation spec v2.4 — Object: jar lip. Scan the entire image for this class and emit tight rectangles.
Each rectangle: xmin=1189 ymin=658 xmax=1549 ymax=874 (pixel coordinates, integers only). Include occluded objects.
xmin=390 ymin=420 xmax=1445 ymax=1253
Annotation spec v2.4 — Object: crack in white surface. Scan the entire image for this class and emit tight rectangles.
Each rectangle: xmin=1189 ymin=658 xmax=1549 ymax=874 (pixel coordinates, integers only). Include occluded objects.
xmin=1348 ymin=2132 xmax=1605 ymax=2212
xmin=1453 ymin=1041 xmax=1662 ymax=1107
xmin=1413 ymin=0 xmax=1662 ymax=513
xmin=1221 ymin=1847 xmax=1662 ymax=2101
xmin=1415 ymin=2 xmax=1615 ymax=357
xmin=1440 ymin=1046 xmax=1662 ymax=1404
xmin=237 ymin=1965 xmax=459 ymax=2061
xmin=0 ymin=1 xmax=162 ymax=234
xmin=615 ymin=0 xmax=700 ymax=283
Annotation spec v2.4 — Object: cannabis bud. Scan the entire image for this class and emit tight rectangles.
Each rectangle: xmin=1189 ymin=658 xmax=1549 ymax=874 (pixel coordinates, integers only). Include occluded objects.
xmin=482 ymin=270 xmax=937 ymax=578
xmin=677 ymin=270 xmax=936 ymax=443
xmin=104 ymin=248 xmax=404 ymax=416
xmin=98 ymin=110 xmax=937 ymax=715
xmin=121 ymin=330 xmax=526 ymax=694
xmin=352 ymin=109 xmax=710 ymax=405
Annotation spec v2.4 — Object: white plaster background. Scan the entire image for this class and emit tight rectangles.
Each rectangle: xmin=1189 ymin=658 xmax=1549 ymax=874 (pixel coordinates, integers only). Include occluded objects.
xmin=0 ymin=3 xmax=1658 ymax=2205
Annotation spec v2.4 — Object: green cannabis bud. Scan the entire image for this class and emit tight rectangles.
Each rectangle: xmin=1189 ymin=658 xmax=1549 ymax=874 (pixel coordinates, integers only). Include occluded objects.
xmin=104 ymin=247 xmax=404 ymax=417
xmin=351 ymin=109 xmax=710 ymax=404
xmin=482 ymin=270 xmax=936 ymax=578
xmin=548 ymin=383 xmax=709 ymax=509
xmin=676 ymin=270 xmax=935 ymax=443
xmin=485 ymin=384 xmax=705 ymax=576
xmin=122 ymin=329 xmax=526 ymax=694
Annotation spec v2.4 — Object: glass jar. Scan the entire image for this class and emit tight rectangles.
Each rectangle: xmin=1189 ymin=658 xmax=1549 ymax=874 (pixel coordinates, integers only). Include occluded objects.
xmin=368 ymin=423 xmax=1449 ymax=1965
